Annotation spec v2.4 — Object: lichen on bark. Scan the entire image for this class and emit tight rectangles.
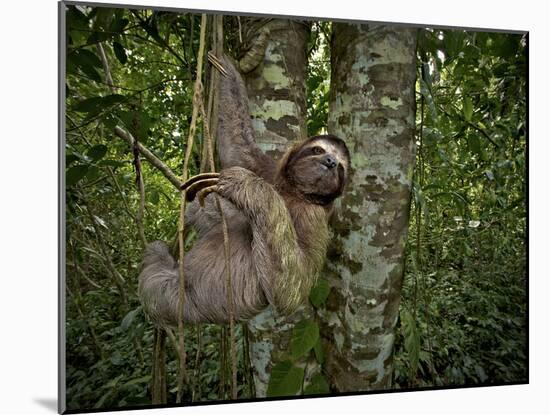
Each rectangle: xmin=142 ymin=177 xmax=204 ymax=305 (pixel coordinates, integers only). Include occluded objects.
xmin=241 ymin=18 xmax=318 ymax=397
xmin=241 ymin=19 xmax=309 ymax=157
xmin=321 ymin=23 xmax=418 ymax=391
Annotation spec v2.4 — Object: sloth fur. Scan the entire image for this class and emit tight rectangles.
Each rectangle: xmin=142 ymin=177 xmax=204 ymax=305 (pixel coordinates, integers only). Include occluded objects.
xmin=138 ymin=55 xmax=350 ymax=326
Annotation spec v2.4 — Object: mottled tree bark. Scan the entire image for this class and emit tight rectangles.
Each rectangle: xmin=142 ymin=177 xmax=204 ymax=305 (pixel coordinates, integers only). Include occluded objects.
xmin=238 ymin=18 xmax=317 ymax=397
xmin=321 ymin=24 xmax=417 ymax=391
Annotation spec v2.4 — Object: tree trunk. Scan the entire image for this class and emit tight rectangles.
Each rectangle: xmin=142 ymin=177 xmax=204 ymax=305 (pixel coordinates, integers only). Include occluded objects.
xmin=238 ymin=18 xmax=316 ymax=397
xmin=321 ymin=23 xmax=417 ymax=391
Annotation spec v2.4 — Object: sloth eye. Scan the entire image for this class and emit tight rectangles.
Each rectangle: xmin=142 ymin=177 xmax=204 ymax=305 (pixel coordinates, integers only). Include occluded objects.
xmin=312 ymin=146 xmax=325 ymax=155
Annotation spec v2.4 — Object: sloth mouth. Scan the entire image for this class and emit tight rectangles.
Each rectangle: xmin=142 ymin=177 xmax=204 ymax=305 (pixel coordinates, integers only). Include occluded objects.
xmin=305 ymin=191 xmax=339 ymax=206
xmin=318 ymin=162 xmax=337 ymax=173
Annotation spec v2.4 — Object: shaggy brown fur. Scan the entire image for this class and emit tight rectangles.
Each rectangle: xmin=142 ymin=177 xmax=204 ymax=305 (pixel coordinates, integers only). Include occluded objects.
xmin=138 ymin=55 xmax=350 ymax=326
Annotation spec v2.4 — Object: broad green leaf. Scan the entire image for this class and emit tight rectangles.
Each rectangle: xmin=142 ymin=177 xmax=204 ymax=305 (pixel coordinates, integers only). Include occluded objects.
xmin=475 ymin=365 xmax=488 ymax=382
xmin=309 ymin=278 xmax=330 ymax=308
xmin=110 ymin=351 xmax=124 ymax=366
xmin=66 ymin=153 xmax=79 ymax=167
xmin=290 ymin=319 xmax=319 ymax=360
xmin=66 ymin=164 xmax=89 ymax=187
xmin=122 ymin=375 xmax=151 ymax=388
xmin=72 ymin=96 xmax=104 ymax=113
xmin=110 ymin=18 xmax=129 ymax=34
xmin=101 ymin=94 xmax=127 ymax=107
xmin=72 ymin=94 xmax=126 ymax=113
xmin=463 ymin=96 xmax=473 ymax=122
xmin=94 ymin=8 xmax=115 ymax=31
xmin=69 ymin=48 xmax=102 ymax=69
xmin=119 ymin=110 xmax=152 ymax=141
xmin=304 ymin=373 xmax=330 ymax=395
xmin=68 ymin=48 xmax=103 ymax=82
xmin=94 ymin=389 xmax=115 ymax=409
xmin=266 ymin=361 xmax=304 ymax=397
xmin=86 ymin=165 xmax=101 ymax=182
xmin=67 ymin=5 xmax=89 ymax=31
xmin=87 ymin=144 xmax=108 ymax=161
xmin=113 ymin=41 xmax=128 ymax=65
xmin=120 ymin=307 xmax=141 ymax=331
xmin=401 ymin=310 xmax=420 ymax=377
xmin=313 ymin=338 xmax=325 ymax=364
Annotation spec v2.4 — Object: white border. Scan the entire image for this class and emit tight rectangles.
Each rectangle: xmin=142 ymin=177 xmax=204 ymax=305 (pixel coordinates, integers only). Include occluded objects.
xmin=1 ymin=0 xmax=546 ymax=414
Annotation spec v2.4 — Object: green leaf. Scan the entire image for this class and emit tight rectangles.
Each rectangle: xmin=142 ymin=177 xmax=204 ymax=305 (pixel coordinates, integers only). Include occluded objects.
xmin=66 ymin=153 xmax=79 ymax=167
xmin=266 ymin=361 xmax=305 ymax=397
xmin=86 ymin=165 xmax=101 ymax=182
xmin=309 ymin=278 xmax=330 ymax=308
xmin=110 ymin=18 xmax=129 ymax=34
xmin=463 ymin=96 xmax=473 ymax=122
xmin=70 ymin=48 xmax=102 ymax=69
xmin=101 ymin=94 xmax=127 ymax=107
xmin=94 ymin=389 xmax=115 ymax=409
xmin=290 ymin=319 xmax=319 ymax=360
xmin=119 ymin=110 xmax=152 ymax=141
xmin=304 ymin=373 xmax=330 ymax=395
xmin=72 ymin=94 xmax=126 ymax=114
xmin=120 ymin=307 xmax=141 ymax=331
xmin=72 ymin=97 xmax=104 ymax=113
xmin=475 ymin=365 xmax=488 ymax=382
xmin=467 ymin=134 xmax=481 ymax=155
xmin=113 ymin=41 xmax=128 ymax=65
xmin=67 ymin=6 xmax=89 ymax=31
xmin=66 ymin=164 xmax=89 ymax=187
xmin=401 ymin=310 xmax=420 ymax=378
xmin=67 ymin=48 xmax=103 ymax=82
xmin=149 ymin=190 xmax=160 ymax=205
xmin=87 ymin=144 xmax=108 ymax=161
xmin=122 ymin=375 xmax=151 ymax=388
xmin=313 ymin=338 xmax=325 ymax=364
xmin=110 ymin=351 xmax=124 ymax=366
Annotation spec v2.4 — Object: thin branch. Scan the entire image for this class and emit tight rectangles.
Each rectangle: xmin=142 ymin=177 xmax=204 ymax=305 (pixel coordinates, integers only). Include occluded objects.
xmin=176 ymin=13 xmax=208 ymax=404
xmin=437 ymin=104 xmax=499 ymax=147
xmin=96 ymin=42 xmax=116 ymax=92
xmin=133 ymin=139 xmax=148 ymax=248
xmin=105 ymin=166 xmax=138 ymax=221
xmin=114 ymin=126 xmax=183 ymax=189
xmin=72 ymin=72 xmax=189 ymax=92
xmin=192 ymin=326 xmax=203 ymax=401
xmin=208 ymin=16 xmax=237 ymax=401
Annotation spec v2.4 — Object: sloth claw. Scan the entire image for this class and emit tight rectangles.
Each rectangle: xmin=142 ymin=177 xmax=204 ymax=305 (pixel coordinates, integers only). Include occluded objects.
xmin=181 ymin=173 xmax=220 ymax=202
xmin=180 ymin=172 xmax=220 ymax=191
xmin=197 ymin=186 xmax=219 ymax=207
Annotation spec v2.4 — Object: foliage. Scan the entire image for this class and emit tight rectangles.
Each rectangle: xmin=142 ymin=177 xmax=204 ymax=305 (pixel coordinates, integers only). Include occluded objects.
xmin=393 ymin=29 xmax=527 ymax=388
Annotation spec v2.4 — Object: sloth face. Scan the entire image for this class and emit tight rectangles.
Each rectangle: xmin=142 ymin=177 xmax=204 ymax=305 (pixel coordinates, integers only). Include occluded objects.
xmin=285 ymin=135 xmax=350 ymax=205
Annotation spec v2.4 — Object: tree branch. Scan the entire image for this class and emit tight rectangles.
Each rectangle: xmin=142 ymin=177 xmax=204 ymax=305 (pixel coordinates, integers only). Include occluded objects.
xmin=114 ymin=126 xmax=183 ymax=189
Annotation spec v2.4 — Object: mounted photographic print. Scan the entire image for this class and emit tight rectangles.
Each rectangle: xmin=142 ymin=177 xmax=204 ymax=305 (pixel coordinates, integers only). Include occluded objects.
xmin=59 ymin=1 xmax=528 ymax=412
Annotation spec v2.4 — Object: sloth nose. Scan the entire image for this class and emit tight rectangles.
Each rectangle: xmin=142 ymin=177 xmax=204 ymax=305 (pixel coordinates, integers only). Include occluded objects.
xmin=322 ymin=155 xmax=337 ymax=169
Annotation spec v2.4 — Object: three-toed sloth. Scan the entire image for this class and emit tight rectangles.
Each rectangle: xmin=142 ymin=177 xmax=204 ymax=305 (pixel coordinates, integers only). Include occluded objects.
xmin=139 ymin=55 xmax=350 ymax=326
